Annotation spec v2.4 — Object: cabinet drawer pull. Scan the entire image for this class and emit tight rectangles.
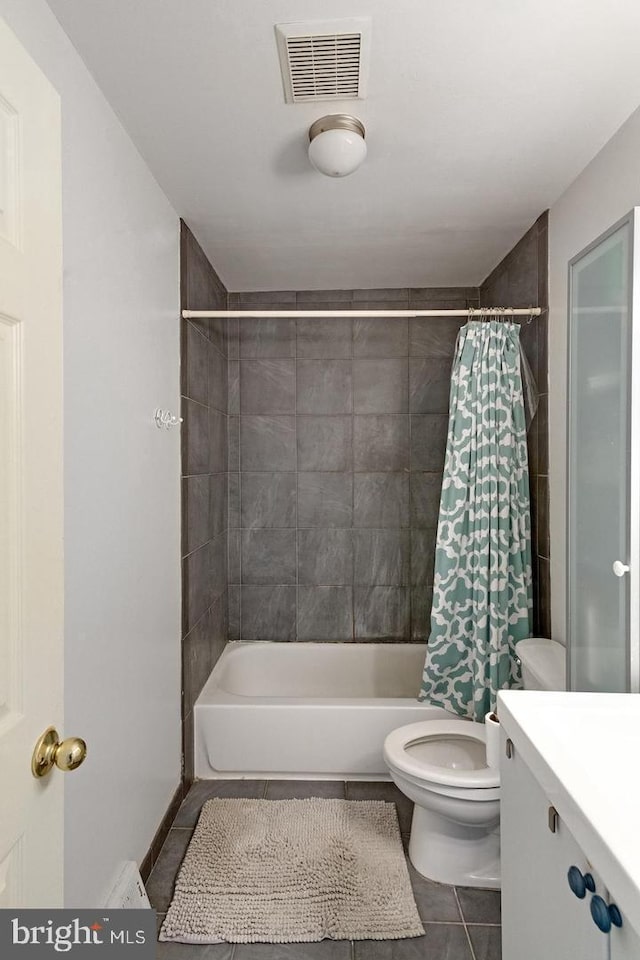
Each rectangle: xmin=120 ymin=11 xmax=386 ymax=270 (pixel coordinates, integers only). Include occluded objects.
xmin=548 ymin=806 xmax=558 ymax=833
xmin=589 ymin=896 xmax=623 ymax=933
xmin=608 ymin=904 xmax=623 ymax=929
xmin=567 ymin=865 xmax=595 ymax=899
xmin=591 ymin=895 xmax=611 ymax=933
xmin=505 ymin=738 xmax=514 ymax=759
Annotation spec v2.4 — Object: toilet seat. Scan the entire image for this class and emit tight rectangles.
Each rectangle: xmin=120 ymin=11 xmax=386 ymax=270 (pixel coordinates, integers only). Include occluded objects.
xmin=384 ymin=719 xmax=500 ymax=791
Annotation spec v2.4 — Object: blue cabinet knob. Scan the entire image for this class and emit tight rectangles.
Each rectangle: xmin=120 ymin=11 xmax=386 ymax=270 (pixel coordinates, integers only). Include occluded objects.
xmin=608 ymin=904 xmax=623 ymax=929
xmin=591 ymin=895 xmax=612 ymax=933
xmin=567 ymin=866 xmax=596 ymax=899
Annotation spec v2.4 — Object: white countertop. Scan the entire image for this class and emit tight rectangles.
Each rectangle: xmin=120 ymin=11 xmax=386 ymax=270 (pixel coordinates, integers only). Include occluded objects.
xmin=498 ymin=690 xmax=640 ymax=935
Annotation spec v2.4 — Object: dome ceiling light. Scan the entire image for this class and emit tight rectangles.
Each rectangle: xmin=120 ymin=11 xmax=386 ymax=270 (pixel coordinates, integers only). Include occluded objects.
xmin=308 ymin=115 xmax=367 ymax=178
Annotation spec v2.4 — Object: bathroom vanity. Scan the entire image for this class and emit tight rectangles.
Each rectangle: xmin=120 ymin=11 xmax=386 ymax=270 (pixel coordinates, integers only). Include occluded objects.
xmin=498 ymin=691 xmax=640 ymax=959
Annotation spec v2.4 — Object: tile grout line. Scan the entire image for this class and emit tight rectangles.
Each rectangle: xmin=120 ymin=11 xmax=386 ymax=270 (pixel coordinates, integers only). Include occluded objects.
xmin=183 ymin=528 xmax=228 ymax=564
xmin=407 ymin=338 xmax=412 ymax=641
xmin=464 ymin=922 xmax=501 ymax=926
xmin=453 ymin=887 xmax=478 ymax=960
xmin=183 ymin=593 xmax=222 ymax=643
xmin=294 ymin=311 xmax=299 ymax=641
xmin=236 ymin=321 xmax=242 ymax=643
xmin=351 ymin=317 xmax=355 ymax=641
xmin=420 ymin=921 xmax=469 ymax=926
xmin=463 ymin=923 xmax=479 ymax=960
xmin=226 ymin=316 xmax=232 ymax=646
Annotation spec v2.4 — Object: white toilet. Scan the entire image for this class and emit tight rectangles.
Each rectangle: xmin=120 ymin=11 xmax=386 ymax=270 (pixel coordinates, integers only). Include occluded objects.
xmin=383 ymin=637 xmax=566 ymax=889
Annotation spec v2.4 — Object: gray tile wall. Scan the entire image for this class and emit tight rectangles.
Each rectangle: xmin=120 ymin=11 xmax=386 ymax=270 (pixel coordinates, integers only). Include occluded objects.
xmin=180 ymin=221 xmax=229 ymax=781
xmin=480 ymin=211 xmax=550 ymax=637
xmin=227 ymin=287 xmax=479 ymax=642
xmin=180 ymin=223 xmax=548 ymax=669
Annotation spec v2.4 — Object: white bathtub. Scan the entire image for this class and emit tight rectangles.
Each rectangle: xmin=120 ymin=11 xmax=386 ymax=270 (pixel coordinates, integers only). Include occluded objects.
xmin=194 ymin=641 xmax=447 ymax=779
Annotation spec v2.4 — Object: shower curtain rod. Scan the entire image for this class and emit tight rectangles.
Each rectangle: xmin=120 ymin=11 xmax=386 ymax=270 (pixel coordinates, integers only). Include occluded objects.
xmin=182 ymin=307 xmax=543 ymax=319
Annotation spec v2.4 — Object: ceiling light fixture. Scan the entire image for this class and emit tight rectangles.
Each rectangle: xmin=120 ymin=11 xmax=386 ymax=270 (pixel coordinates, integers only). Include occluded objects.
xmin=308 ymin=115 xmax=367 ymax=178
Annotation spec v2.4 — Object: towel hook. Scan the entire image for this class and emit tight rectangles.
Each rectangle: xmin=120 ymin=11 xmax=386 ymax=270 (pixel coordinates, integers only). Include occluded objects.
xmin=154 ymin=408 xmax=183 ymax=430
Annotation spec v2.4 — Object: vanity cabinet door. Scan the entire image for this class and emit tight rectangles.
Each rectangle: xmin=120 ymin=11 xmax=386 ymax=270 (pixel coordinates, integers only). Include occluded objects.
xmin=609 ymin=917 xmax=640 ymax=959
xmin=501 ymin=738 xmax=608 ymax=960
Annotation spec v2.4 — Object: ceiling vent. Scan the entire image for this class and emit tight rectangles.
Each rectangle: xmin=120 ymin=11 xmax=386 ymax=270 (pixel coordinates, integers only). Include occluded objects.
xmin=275 ymin=19 xmax=371 ymax=104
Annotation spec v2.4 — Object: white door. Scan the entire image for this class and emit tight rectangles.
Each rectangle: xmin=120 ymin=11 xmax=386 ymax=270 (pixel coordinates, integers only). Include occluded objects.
xmin=567 ymin=210 xmax=640 ymax=693
xmin=0 ymin=17 xmax=65 ymax=906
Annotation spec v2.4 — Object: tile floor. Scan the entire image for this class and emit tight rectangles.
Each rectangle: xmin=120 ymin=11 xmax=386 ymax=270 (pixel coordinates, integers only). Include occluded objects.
xmin=149 ymin=780 xmax=501 ymax=960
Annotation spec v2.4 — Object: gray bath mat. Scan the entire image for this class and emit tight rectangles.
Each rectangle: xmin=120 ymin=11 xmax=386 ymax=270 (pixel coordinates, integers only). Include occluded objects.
xmin=159 ymin=797 xmax=423 ymax=944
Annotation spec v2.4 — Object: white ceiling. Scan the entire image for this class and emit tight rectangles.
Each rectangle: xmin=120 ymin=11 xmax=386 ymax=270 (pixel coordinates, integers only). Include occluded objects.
xmin=47 ymin=0 xmax=640 ymax=291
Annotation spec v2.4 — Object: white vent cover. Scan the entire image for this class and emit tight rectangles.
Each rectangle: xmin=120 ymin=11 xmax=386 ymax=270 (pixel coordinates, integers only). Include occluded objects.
xmin=275 ymin=19 xmax=371 ymax=104
xmin=105 ymin=861 xmax=150 ymax=909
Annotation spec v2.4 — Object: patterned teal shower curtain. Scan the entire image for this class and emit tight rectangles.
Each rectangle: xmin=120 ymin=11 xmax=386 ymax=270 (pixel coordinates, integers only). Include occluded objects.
xmin=419 ymin=320 xmax=532 ymax=721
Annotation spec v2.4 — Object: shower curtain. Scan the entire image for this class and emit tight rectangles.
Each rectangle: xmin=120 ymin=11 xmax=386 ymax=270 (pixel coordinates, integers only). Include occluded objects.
xmin=419 ymin=319 xmax=532 ymax=721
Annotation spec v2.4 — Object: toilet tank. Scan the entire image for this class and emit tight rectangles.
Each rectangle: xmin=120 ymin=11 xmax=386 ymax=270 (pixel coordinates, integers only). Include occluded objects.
xmin=516 ymin=638 xmax=566 ymax=691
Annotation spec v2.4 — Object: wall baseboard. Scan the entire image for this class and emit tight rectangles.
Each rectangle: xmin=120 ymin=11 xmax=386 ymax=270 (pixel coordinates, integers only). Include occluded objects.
xmin=139 ymin=782 xmax=185 ymax=883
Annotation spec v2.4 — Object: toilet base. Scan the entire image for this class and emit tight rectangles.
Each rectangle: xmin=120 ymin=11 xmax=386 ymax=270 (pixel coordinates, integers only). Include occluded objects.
xmin=408 ymin=804 xmax=501 ymax=889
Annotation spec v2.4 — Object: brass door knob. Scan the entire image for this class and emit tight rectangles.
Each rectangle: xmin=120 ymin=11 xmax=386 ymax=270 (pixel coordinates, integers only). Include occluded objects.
xmin=31 ymin=726 xmax=87 ymax=778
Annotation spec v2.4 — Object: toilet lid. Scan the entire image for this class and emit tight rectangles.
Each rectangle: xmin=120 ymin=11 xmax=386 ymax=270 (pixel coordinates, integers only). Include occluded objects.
xmin=384 ymin=719 xmax=500 ymax=789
